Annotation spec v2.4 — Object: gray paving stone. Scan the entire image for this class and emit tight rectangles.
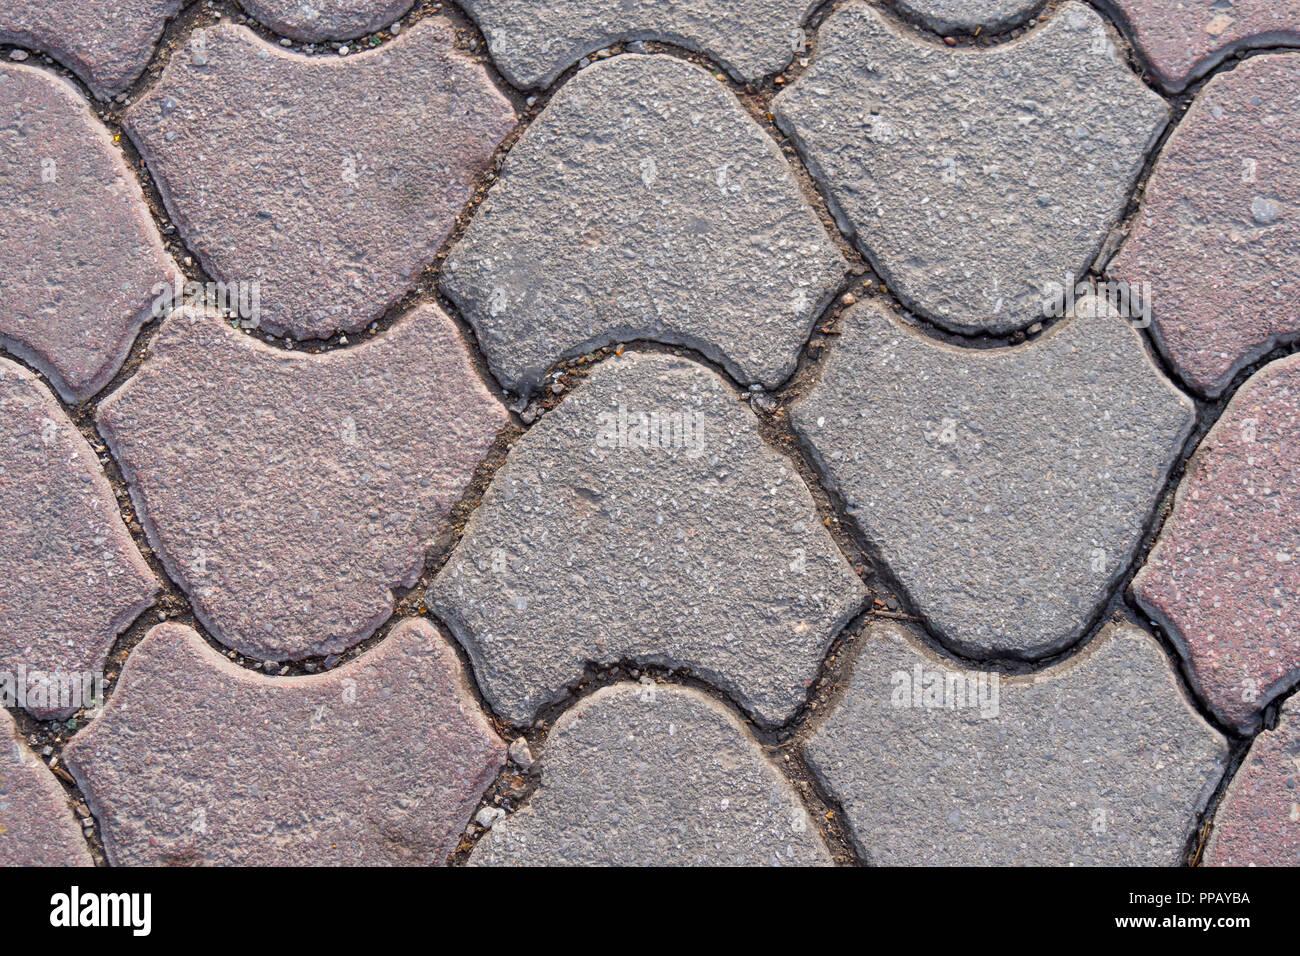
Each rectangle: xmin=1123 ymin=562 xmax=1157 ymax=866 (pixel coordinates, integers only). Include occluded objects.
xmin=790 ymin=297 xmax=1193 ymax=658
xmin=890 ymin=0 xmax=1042 ymax=34
xmin=0 ymin=62 xmax=178 ymax=403
xmin=430 ymin=351 xmax=866 ymax=728
xmin=807 ymin=621 xmax=1228 ymax=865
xmin=98 ymin=304 xmax=507 ymax=662
xmin=471 ymin=682 xmax=832 ymax=866
xmin=239 ymin=0 xmax=415 ymax=42
xmin=124 ymin=19 xmax=515 ymax=341
xmin=0 ymin=358 xmax=157 ymax=720
xmin=63 ymin=618 xmax=505 ymax=865
xmin=441 ymin=54 xmax=845 ymax=397
xmin=0 ymin=709 xmax=93 ymax=866
xmin=458 ymin=0 xmax=818 ymax=89
xmin=773 ymin=1 xmax=1167 ymax=334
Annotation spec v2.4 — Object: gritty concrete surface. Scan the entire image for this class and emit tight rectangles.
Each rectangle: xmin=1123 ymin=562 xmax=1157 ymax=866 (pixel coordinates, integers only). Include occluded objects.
xmin=239 ymin=0 xmax=415 ymax=42
xmin=890 ymin=0 xmax=1043 ymax=34
xmin=0 ymin=709 xmax=93 ymax=866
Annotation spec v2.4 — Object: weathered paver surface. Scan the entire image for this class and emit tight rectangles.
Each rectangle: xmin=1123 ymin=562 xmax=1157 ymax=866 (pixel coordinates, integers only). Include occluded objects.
xmin=1110 ymin=54 xmax=1300 ymax=398
xmin=1206 ymin=694 xmax=1300 ymax=866
xmin=1133 ymin=354 xmax=1300 ymax=734
xmin=442 ymin=54 xmax=845 ymax=397
xmin=125 ymin=19 xmax=515 ymax=341
xmin=64 ymin=618 xmax=504 ymax=866
xmin=98 ymin=305 xmax=506 ymax=662
xmin=890 ymin=0 xmax=1042 ymax=34
xmin=1110 ymin=0 xmax=1300 ymax=92
xmin=431 ymin=351 xmax=866 ymax=728
xmin=0 ymin=62 xmax=178 ymax=403
xmin=0 ymin=358 xmax=157 ymax=720
xmin=808 ymin=621 xmax=1228 ymax=866
xmin=774 ymin=1 xmax=1167 ymax=335
xmin=239 ymin=0 xmax=415 ymax=42
xmin=791 ymin=297 xmax=1192 ymax=659
xmin=0 ymin=709 xmax=93 ymax=866
xmin=459 ymin=0 xmax=817 ymax=89
xmin=471 ymin=682 xmax=831 ymax=866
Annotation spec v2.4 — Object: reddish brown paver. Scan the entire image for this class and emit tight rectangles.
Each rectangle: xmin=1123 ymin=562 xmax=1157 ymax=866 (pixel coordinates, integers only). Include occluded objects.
xmin=1110 ymin=54 xmax=1300 ymax=398
xmin=97 ymin=305 xmax=507 ymax=662
xmin=124 ymin=19 xmax=515 ymax=341
xmin=1133 ymin=354 xmax=1300 ymax=734
xmin=0 ymin=62 xmax=178 ymax=403
xmin=64 ymin=618 xmax=505 ymax=866
xmin=0 ymin=358 xmax=158 ymax=720
xmin=1206 ymin=694 xmax=1300 ymax=866
xmin=240 ymin=1 xmax=415 ymax=42
xmin=0 ymin=709 xmax=92 ymax=866
xmin=1110 ymin=0 xmax=1300 ymax=91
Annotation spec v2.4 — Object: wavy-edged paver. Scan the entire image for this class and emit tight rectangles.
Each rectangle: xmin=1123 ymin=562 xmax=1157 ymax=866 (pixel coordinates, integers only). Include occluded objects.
xmin=64 ymin=618 xmax=504 ymax=866
xmin=808 ymin=621 xmax=1228 ymax=865
xmin=459 ymin=0 xmax=817 ymax=89
xmin=773 ymin=1 xmax=1167 ymax=335
xmin=0 ymin=709 xmax=93 ymax=866
xmin=791 ymin=298 xmax=1193 ymax=658
xmin=890 ymin=0 xmax=1042 ymax=34
xmin=441 ymin=54 xmax=845 ymax=397
xmin=0 ymin=0 xmax=182 ymax=98
xmin=1110 ymin=54 xmax=1300 ymax=398
xmin=240 ymin=0 xmax=415 ymax=42
xmin=0 ymin=358 xmax=157 ymax=720
xmin=1110 ymin=0 xmax=1300 ymax=92
xmin=471 ymin=682 xmax=831 ymax=866
xmin=0 ymin=62 xmax=178 ymax=403
xmin=1206 ymin=694 xmax=1300 ymax=866
xmin=1134 ymin=354 xmax=1300 ymax=734
xmin=124 ymin=20 xmax=515 ymax=341
xmin=98 ymin=305 xmax=507 ymax=662
xmin=430 ymin=351 xmax=866 ymax=728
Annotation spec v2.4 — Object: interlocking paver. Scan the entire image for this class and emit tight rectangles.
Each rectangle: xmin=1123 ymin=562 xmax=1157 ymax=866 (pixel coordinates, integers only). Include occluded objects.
xmin=124 ymin=19 xmax=515 ymax=341
xmin=441 ymin=54 xmax=845 ymax=397
xmin=791 ymin=297 xmax=1193 ymax=658
xmin=239 ymin=0 xmax=414 ymax=42
xmin=0 ymin=0 xmax=182 ymax=98
xmin=0 ymin=62 xmax=178 ymax=403
xmin=430 ymin=351 xmax=866 ymax=728
xmin=0 ymin=709 xmax=93 ymax=866
xmin=63 ymin=618 xmax=505 ymax=866
xmin=458 ymin=0 xmax=817 ymax=89
xmin=98 ymin=304 xmax=507 ymax=662
xmin=1109 ymin=54 xmax=1300 ymax=398
xmin=0 ymin=358 xmax=157 ymax=720
xmin=470 ymin=682 xmax=831 ymax=866
xmin=807 ymin=621 xmax=1228 ymax=865
xmin=1110 ymin=0 xmax=1300 ymax=92
xmin=773 ymin=1 xmax=1167 ymax=335
xmin=890 ymin=0 xmax=1041 ymax=34
xmin=1133 ymin=354 xmax=1300 ymax=734
xmin=1206 ymin=694 xmax=1300 ymax=866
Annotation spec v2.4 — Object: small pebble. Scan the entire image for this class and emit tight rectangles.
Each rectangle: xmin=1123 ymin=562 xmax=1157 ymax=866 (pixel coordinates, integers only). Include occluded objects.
xmin=475 ymin=806 xmax=506 ymax=829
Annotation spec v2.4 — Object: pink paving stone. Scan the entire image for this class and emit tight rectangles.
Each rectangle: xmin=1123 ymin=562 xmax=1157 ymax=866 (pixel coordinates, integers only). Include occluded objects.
xmin=1133 ymin=353 xmax=1300 ymax=734
xmin=1110 ymin=0 xmax=1300 ymax=91
xmin=0 ymin=62 xmax=178 ymax=403
xmin=63 ymin=618 xmax=506 ymax=866
xmin=0 ymin=709 xmax=92 ymax=866
xmin=124 ymin=19 xmax=516 ymax=341
xmin=0 ymin=357 xmax=158 ymax=721
xmin=1110 ymin=54 xmax=1300 ymax=398
xmin=97 ymin=305 xmax=507 ymax=662
xmin=240 ymin=0 xmax=415 ymax=42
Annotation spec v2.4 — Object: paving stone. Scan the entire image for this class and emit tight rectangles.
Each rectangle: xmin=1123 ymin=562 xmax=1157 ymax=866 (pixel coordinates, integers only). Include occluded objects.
xmin=773 ymin=1 xmax=1167 ymax=335
xmin=98 ymin=305 xmax=507 ymax=661
xmin=807 ymin=621 xmax=1228 ymax=865
xmin=471 ymin=682 xmax=831 ymax=866
xmin=1133 ymin=354 xmax=1300 ymax=734
xmin=791 ymin=297 xmax=1193 ymax=658
xmin=890 ymin=0 xmax=1041 ymax=34
xmin=63 ymin=618 xmax=505 ymax=865
xmin=239 ymin=0 xmax=415 ymax=42
xmin=441 ymin=54 xmax=845 ymax=397
xmin=1206 ymin=694 xmax=1300 ymax=866
xmin=0 ymin=0 xmax=183 ymax=97
xmin=458 ymin=0 xmax=817 ymax=89
xmin=1110 ymin=0 xmax=1300 ymax=92
xmin=124 ymin=20 xmax=515 ymax=341
xmin=0 ymin=63 xmax=178 ymax=403
xmin=430 ymin=351 xmax=866 ymax=728
xmin=0 ymin=358 xmax=157 ymax=720
xmin=0 ymin=709 xmax=93 ymax=866
xmin=1109 ymin=54 xmax=1300 ymax=398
